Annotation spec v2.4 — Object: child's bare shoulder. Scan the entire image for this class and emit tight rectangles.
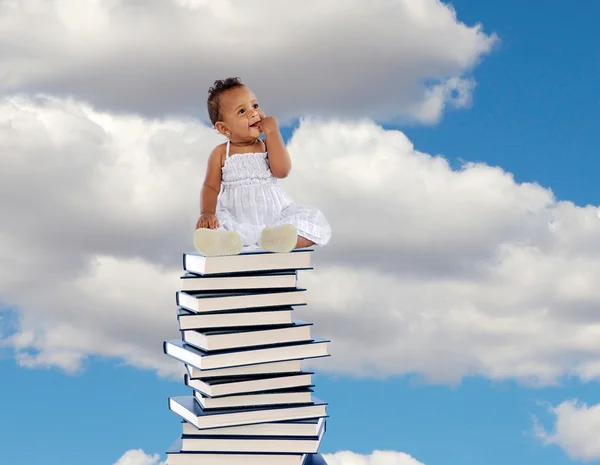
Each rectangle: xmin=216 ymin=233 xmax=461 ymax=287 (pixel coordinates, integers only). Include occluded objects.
xmin=207 ymin=143 xmax=227 ymax=167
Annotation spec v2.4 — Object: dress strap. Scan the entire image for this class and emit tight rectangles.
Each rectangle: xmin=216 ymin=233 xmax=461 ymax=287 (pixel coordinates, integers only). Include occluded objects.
xmin=258 ymin=138 xmax=266 ymax=152
xmin=225 ymin=139 xmax=231 ymax=157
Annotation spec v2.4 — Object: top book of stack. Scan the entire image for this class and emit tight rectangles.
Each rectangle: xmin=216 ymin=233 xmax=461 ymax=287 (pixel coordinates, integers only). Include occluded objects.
xmin=183 ymin=249 xmax=313 ymax=276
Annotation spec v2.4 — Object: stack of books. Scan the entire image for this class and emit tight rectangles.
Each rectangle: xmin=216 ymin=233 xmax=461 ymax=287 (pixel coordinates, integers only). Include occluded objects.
xmin=163 ymin=248 xmax=330 ymax=465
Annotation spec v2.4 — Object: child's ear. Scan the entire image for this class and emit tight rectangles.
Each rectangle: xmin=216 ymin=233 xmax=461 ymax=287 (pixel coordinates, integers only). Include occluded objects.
xmin=214 ymin=121 xmax=229 ymax=137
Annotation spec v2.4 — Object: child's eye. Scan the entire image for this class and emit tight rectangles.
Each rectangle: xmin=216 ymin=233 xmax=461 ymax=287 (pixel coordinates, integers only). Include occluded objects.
xmin=238 ymin=109 xmax=245 ymax=114
xmin=253 ymin=104 xmax=259 ymax=108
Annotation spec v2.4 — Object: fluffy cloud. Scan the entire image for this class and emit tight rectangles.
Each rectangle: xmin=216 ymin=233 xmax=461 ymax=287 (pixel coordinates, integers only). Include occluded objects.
xmin=0 ymin=0 xmax=496 ymax=124
xmin=286 ymin=121 xmax=600 ymax=385
xmin=113 ymin=449 xmax=165 ymax=465
xmin=0 ymin=95 xmax=211 ymax=375
xmin=324 ymin=450 xmax=425 ymax=465
xmin=535 ymin=400 xmax=600 ymax=461
xmin=111 ymin=449 xmax=424 ymax=465
xmin=4 ymin=96 xmax=600 ymax=386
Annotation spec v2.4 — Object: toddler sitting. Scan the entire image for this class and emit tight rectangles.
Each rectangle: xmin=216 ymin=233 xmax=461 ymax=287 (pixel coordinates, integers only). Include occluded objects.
xmin=194 ymin=77 xmax=331 ymax=257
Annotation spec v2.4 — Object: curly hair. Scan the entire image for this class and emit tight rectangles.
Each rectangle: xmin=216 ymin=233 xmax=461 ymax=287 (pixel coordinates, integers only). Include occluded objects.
xmin=207 ymin=77 xmax=245 ymax=125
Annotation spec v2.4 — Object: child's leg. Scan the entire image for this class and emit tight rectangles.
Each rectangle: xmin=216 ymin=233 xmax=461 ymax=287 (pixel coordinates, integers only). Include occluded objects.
xmin=261 ymin=203 xmax=331 ymax=253
xmin=295 ymin=235 xmax=315 ymax=249
xmin=271 ymin=204 xmax=331 ymax=251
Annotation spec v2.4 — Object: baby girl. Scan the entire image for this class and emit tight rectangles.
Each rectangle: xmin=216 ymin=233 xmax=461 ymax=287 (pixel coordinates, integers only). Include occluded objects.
xmin=194 ymin=77 xmax=331 ymax=257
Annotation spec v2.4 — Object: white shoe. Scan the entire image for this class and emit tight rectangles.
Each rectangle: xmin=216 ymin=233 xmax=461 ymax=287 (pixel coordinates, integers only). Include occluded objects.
xmin=193 ymin=228 xmax=243 ymax=257
xmin=260 ymin=224 xmax=298 ymax=253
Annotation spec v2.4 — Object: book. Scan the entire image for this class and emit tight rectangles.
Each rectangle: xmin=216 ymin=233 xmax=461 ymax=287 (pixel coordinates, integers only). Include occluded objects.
xmin=185 ymin=359 xmax=303 ymax=379
xmin=179 ymin=418 xmax=325 ymax=453
xmin=165 ymin=247 xmax=329 ymax=463
xmin=184 ymin=372 xmax=313 ymax=397
xmin=306 ymin=453 xmax=329 ymax=465
xmin=168 ymin=395 xmax=327 ymax=429
xmin=181 ymin=417 xmax=326 ymax=437
xmin=177 ymin=307 xmax=294 ymax=330
xmin=176 ymin=288 xmax=307 ymax=313
xmin=180 ymin=270 xmax=298 ymax=291
xmin=183 ymin=249 xmax=313 ymax=275
xmin=193 ymin=388 xmax=314 ymax=410
xmin=181 ymin=320 xmax=313 ymax=351
xmin=164 ymin=338 xmax=329 ymax=371
xmin=166 ymin=437 xmax=311 ymax=465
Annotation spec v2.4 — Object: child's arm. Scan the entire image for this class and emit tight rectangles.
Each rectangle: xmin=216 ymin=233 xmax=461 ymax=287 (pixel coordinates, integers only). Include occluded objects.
xmin=198 ymin=147 xmax=223 ymax=228
xmin=259 ymin=115 xmax=291 ymax=179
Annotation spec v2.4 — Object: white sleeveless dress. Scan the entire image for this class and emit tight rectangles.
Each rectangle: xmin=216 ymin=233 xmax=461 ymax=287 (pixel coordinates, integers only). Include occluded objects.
xmin=215 ymin=139 xmax=332 ymax=248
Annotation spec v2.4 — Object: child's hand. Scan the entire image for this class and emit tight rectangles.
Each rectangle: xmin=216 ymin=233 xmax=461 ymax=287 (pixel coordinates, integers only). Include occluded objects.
xmin=257 ymin=113 xmax=279 ymax=136
xmin=196 ymin=213 xmax=219 ymax=229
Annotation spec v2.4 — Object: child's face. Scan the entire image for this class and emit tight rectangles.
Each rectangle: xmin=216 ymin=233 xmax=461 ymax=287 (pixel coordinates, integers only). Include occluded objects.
xmin=216 ymin=86 xmax=263 ymax=141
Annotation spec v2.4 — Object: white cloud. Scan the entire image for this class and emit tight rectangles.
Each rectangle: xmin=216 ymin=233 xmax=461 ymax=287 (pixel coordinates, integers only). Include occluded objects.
xmin=0 ymin=0 xmax=497 ymax=124
xmin=112 ymin=449 xmax=165 ymax=465
xmin=324 ymin=450 xmax=425 ymax=465
xmin=535 ymin=399 xmax=600 ymax=462
xmin=111 ymin=449 xmax=424 ymax=465
xmin=0 ymin=95 xmax=211 ymax=376
xmin=408 ymin=77 xmax=476 ymax=124
xmin=4 ymin=96 xmax=600 ymax=386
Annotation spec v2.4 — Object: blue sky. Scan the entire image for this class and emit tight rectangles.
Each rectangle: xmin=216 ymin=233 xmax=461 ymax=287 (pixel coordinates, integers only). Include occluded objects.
xmin=401 ymin=0 xmax=600 ymax=206
xmin=2 ymin=1 xmax=600 ymax=464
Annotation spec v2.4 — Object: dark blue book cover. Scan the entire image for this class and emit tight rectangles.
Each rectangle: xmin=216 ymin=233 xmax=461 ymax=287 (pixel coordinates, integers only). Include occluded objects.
xmin=307 ymin=453 xmax=328 ymax=464
xmin=165 ymin=337 xmax=329 ymax=358
xmin=181 ymin=269 xmax=299 ymax=279
xmin=176 ymin=305 xmax=295 ymax=319
xmin=170 ymin=394 xmax=327 ymax=417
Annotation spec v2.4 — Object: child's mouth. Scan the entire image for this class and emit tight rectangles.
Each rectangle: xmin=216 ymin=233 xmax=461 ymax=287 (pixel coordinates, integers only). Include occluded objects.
xmin=250 ymin=120 xmax=261 ymax=128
